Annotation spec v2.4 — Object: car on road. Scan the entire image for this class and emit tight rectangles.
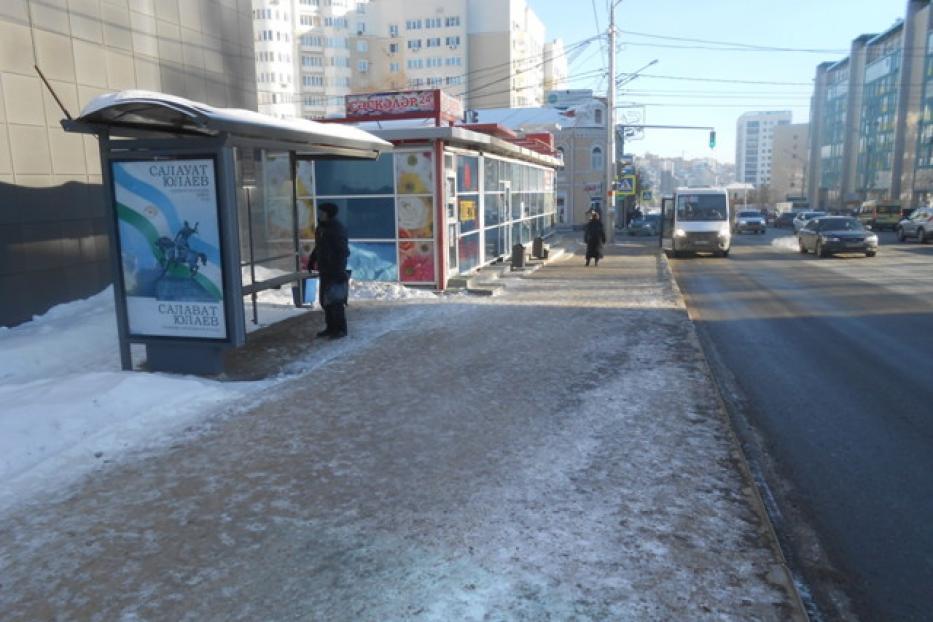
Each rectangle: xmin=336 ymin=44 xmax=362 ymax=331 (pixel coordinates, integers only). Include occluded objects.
xmin=797 ymin=216 xmax=878 ymax=258
xmin=856 ymin=200 xmax=902 ymax=231
xmin=896 ymin=207 xmax=933 ymax=243
xmin=661 ymin=187 xmax=732 ymax=258
xmin=625 ymin=214 xmax=661 ymax=236
xmin=793 ymin=211 xmax=827 ymax=233
xmin=733 ymin=210 xmax=766 ymax=234
xmin=774 ymin=212 xmax=796 ymax=228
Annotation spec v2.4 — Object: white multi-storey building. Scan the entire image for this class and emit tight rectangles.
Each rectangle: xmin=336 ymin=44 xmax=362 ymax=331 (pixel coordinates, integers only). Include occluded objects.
xmin=251 ymin=0 xmax=565 ymax=119
xmin=735 ymin=111 xmax=793 ymax=186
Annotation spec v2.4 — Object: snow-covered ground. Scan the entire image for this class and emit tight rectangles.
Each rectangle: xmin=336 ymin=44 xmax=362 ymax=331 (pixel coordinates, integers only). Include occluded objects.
xmin=0 ymin=279 xmax=438 ymax=513
xmin=0 ymin=245 xmax=800 ymax=621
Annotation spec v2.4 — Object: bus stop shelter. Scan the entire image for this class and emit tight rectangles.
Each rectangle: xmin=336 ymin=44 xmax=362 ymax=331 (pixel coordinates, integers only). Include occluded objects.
xmin=63 ymin=90 xmax=392 ymax=375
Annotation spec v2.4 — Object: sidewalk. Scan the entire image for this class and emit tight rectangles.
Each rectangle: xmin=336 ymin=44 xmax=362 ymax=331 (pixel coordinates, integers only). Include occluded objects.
xmin=0 ymin=241 xmax=803 ymax=621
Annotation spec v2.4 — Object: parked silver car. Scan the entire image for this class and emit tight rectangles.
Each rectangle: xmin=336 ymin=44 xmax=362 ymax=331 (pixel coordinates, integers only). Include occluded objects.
xmin=896 ymin=207 xmax=933 ymax=243
xmin=793 ymin=211 xmax=827 ymax=233
xmin=733 ymin=210 xmax=766 ymax=234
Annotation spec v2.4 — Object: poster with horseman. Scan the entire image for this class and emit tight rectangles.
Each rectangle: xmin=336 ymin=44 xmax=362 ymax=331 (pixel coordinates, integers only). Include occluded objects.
xmin=112 ymin=158 xmax=227 ymax=339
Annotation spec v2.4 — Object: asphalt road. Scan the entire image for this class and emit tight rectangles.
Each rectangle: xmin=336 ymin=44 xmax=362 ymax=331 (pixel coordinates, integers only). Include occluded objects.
xmin=669 ymin=227 xmax=933 ymax=621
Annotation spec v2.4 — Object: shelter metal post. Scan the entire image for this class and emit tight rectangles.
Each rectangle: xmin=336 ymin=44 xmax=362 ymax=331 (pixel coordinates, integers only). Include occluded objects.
xmin=245 ymin=185 xmax=258 ymax=325
xmin=98 ymin=132 xmax=133 ymax=371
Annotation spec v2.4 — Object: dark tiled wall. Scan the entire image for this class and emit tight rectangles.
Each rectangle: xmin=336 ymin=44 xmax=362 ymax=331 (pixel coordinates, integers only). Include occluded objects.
xmin=0 ymin=181 xmax=111 ymax=327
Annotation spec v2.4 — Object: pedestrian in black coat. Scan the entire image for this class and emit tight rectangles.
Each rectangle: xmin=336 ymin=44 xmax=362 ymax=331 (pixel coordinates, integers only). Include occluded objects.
xmin=309 ymin=202 xmax=350 ymax=338
xmin=583 ymin=211 xmax=606 ymax=266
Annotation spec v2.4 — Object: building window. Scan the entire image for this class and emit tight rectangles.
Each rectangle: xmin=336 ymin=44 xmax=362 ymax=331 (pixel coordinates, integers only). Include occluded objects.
xmin=300 ymin=15 xmax=312 ymax=26
xmin=425 ymin=17 xmax=441 ymax=28
xmin=389 ymin=42 xmax=398 ymax=54
xmin=389 ymin=24 xmax=398 ymax=37
xmin=427 ymin=37 xmax=441 ymax=48
xmin=594 ymin=108 xmax=602 ymax=124
xmin=445 ymin=16 xmax=460 ymax=27
xmin=390 ymin=62 xmax=400 ymax=73
xmin=592 ymin=147 xmax=604 ymax=170
xmin=357 ymin=40 xmax=368 ymax=52
xmin=358 ymin=60 xmax=369 ymax=73
xmin=406 ymin=19 xmax=422 ymax=30
xmin=445 ymin=36 xmax=460 ymax=47
xmin=407 ymin=39 xmax=422 ymax=50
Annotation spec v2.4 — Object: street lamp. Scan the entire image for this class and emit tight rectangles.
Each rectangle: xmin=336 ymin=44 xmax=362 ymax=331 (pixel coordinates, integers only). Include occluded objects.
xmin=616 ymin=59 xmax=659 ymax=88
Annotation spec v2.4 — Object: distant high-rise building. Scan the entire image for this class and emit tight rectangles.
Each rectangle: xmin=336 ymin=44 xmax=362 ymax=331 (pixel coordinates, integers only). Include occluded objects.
xmin=735 ymin=111 xmax=793 ymax=187
xmin=250 ymin=0 xmax=564 ymax=119
xmin=771 ymin=123 xmax=809 ymax=202
xmin=808 ymin=1 xmax=933 ymax=211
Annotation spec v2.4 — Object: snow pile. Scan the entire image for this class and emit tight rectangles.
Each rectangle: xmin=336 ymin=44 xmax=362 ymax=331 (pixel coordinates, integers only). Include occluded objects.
xmin=0 ymin=289 xmax=253 ymax=511
xmin=770 ymin=235 xmax=800 ymax=252
xmin=0 ymin=288 xmax=118 ymax=386
xmin=0 ymin=277 xmax=439 ymax=512
xmin=350 ymin=280 xmax=437 ymax=301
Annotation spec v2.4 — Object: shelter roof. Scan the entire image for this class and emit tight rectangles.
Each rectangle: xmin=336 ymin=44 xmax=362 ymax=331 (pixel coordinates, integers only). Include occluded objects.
xmin=68 ymin=90 xmax=391 ymax=158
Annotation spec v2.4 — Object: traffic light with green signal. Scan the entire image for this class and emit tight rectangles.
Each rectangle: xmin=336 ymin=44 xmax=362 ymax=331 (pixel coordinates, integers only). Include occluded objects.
xmin=709 ymin=130 xmax=716 ymax=149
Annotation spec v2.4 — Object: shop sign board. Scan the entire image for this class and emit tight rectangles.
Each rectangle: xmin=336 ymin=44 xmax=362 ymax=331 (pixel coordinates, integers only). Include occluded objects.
xmin=111 ymin=157 xmax=228 ymax=340
xmin=345 ymin=90 xmax=464 ymax=123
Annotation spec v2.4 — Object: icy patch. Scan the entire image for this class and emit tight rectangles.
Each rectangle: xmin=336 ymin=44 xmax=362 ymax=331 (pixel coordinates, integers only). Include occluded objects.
xmin=770 ymin=235 xmax=800 ymax=252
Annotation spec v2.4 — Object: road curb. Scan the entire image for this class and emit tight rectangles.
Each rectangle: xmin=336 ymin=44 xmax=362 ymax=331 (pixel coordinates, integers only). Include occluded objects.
xmin=658 ymin=249 xmax=812 ymax=622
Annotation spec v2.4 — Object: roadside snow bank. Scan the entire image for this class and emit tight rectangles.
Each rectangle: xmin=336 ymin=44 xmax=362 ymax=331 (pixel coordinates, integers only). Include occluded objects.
xmin=771 ymin=235 xmax=800 ymax=252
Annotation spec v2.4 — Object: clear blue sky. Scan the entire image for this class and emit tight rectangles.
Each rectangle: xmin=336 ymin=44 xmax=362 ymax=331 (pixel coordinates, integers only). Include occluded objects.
xmin=528 ymin=0 xmax=905 ymax=163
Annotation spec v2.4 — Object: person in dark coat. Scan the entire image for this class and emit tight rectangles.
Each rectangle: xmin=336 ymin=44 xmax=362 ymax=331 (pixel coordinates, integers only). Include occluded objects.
xmin=309 ymin=202 xmax=350 ymax=338
xmin=583 ymin=210 xmax=606 ymax=266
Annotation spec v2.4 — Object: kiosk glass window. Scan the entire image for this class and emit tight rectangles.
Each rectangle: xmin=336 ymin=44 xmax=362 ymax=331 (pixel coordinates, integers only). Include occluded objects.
xmin=315 ymin=154 xmax=394 ymax=194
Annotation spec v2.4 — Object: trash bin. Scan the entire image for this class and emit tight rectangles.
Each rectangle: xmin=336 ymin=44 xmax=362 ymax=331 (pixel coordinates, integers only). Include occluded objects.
xmin=532 ymin=236 xmax=544 ymax=258
xmin=511 ymin=243 xmax=526 ymax=269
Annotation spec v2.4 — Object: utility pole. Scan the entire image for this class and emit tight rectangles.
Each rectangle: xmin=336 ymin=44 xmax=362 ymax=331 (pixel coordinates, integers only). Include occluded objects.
xmin=605 ymin=1 xmax=617 ymax=243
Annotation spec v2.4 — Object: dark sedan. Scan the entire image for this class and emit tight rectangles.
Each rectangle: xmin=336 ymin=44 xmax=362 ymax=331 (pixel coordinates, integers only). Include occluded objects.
xmin=797 ymin=217 xmax=879 ymax=258
xmin=774 ymin=212 xmax=796 ymax=228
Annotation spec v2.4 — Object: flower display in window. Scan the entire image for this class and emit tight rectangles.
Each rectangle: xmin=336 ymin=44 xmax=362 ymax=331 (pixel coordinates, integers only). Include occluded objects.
xmin=396 ymin=151 xmax=433 ymax=195
xmin=397 ymin=196 xmax=433 ymax=238
xmin=399 ymin=241 xmax=435 ymax=282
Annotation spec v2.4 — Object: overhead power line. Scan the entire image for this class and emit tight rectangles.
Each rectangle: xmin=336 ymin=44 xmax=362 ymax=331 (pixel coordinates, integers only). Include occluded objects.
xmin=618 ymin=72 xmax=814 ymax=86
xmin=618 ymin=30 xmax=849 ymax=54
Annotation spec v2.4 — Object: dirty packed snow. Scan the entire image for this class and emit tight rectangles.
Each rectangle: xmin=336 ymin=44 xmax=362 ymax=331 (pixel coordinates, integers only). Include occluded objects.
xmin=0 ymin=277 xmax=436 ymax=513
xmin=0 ymin=288 xmax=254 ymax=512
xmin=0 ymin=246 xmax=800 ymax=621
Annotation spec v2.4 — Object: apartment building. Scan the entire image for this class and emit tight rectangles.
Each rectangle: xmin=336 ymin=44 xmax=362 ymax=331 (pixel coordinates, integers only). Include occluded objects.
xmin=252 ymin=0 xmax=566 ymax=119
xmin=808 ymin=0 xmax=933 ymax=210
xmin=770 ymin=123 xmax=809 ymax=203
xmin=0 ymin=0 xmax=257 ymax=327
xmin=734 ymin=110 xmax=793 ymax=187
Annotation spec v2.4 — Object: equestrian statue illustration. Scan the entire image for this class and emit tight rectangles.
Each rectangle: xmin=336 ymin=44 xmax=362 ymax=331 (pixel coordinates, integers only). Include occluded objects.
xmin=155 ymin=221 xmax=206 ymax=278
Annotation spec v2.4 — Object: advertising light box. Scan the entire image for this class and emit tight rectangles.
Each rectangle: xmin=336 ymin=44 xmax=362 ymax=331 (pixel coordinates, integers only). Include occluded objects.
xmin=111 ymin=157 xmax=228 ymax=340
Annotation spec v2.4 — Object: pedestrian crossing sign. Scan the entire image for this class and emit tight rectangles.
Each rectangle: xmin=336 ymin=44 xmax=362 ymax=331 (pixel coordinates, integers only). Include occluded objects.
xmin=619 ymin=175 xmax=636 ymax=196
